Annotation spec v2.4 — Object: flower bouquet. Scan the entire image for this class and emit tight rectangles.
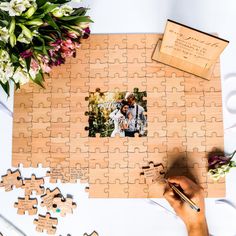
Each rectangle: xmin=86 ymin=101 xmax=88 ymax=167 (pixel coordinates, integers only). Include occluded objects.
xmin=0 ymin=0 xmax=92 ymax=96
xmin=208 ymin=150 xmax=236 ymax=180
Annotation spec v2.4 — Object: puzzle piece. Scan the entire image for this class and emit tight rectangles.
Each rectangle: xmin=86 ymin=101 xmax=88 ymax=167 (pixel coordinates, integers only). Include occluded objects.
xmin=52 ymin=197 xmax=77 ymax=217
xmin=89 ymin=34 xmax=108 ymax=49
xmin=108 ymin=34 xmax=127 ymax=49
xmin=84 ymin=231 xmax=99 ymax=236
xmin=109 ymin=165 xmax=128 ymax=184
xmin=0 ymin=169 xmax=23 ymax=191
xmin=14 ymin=195 xmax=38 ymax=215
xmin=89 ymin=134 xmax=109 ymax=153
xmin=108 ymin=181 xmax=128 ymax=197
xmin=46 ymin=162 xmax=71 ymax=183
xmin=89 ymin=48 xmax=108 ymax=64
xmin=34 ymin=213 xmax=58 ymax=235
xmin=127 ymin=48 xmax=146 ymax=63
xmin=85 ymin=182 xmax=109 ymax=198
xmin=41 ymin=188 xmax=61 ymax=210
xmin=141 ymin=162 xmax=166 ymax=184
xmin=127 ymin=34 xmax=145 ymax=49
xmin=108 ymin=47 xmax=127 ymax=63
xmin=13 ymin=122 xmax=31 ymax=138
xmin=165 ymin=74 xmax=184 ymax=92
xmin=22 ymin=174 xmax=44 ymax=195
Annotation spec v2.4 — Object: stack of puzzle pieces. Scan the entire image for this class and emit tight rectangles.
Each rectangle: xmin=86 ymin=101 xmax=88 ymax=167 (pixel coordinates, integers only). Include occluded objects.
xmin=12 ymin=34 xmax=225 ymax=198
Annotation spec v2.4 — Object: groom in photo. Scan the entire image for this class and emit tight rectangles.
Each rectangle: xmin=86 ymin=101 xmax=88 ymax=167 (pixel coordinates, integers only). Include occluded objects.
xmin=124 ymin=92 xmax=147 ymax=137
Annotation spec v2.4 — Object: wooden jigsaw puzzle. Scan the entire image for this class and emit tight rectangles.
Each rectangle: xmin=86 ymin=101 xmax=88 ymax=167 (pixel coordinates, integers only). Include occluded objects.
xmin=12 ymin=34 xmax=225 ymax=198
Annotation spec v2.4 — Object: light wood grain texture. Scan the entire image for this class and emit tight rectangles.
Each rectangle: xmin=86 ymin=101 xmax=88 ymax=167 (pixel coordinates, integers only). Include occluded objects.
xmin=12 ymin=34 xmax=225 ymax=198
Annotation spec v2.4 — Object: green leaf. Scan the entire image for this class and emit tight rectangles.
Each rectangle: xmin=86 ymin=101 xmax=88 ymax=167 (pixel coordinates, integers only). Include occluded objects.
xmin=11 ymin=54 xmax=19 ymax=63
xmin=25 ymin=18 xmax=44 ymax=26
xmin=41 ymin=34 xmax=55 ymax=41
xmin=59 ymin=15 xmax=93 ymax=22
xmin=9 ymin=33 xmax=16 ymax=47
xmin=25 ymin=57 xmax=31 ymax=72
xmin=33 ymin=72 xmax=45 ymax=88
xmin=14 ymin=81 xmax=20 ymax=90
xmin=9 ymin=17 xmax=15 ymax=33
xmin=0 ymin=81 xmax=10 ymax=97
xmin=0 ymin=41 xmax=5 ymax=48
xmin=40 ymin=3 xmax=59 ymax=14
xmin=71 ymin=8 xmax=89 ymax=17
xmin=44 ymin=14 xmax=61 ymax=34
xmin=35 ymin=36 xmax=48 ymax=55
xmin=23 ymin=6 xmax=37 ymax=18
xmin=34 ymin=45 xmax=53 ymax=50
xmin=36 ymin=0 xmax=48 ymax=7
xmin=18 ymin=24 xmax=32 ymax=39
xmin=54 ymin=0 xmax=70 ymax=4
xmin=62 ymin=25 xmax=82 ymax=35
xmin=0 ymin=20 xmax=9 ymax=27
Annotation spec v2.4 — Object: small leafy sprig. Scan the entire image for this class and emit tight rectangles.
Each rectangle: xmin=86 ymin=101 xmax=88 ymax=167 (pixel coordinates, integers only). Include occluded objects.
xmin=208 ymin=150 xmax=236 ymax=180
xmin=0 ymin=0 xmax=92 ymax=96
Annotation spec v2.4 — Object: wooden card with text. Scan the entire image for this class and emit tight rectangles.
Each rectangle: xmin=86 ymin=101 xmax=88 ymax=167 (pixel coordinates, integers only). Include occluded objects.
xmin=152 ymin=20 xmax=229 ymax=79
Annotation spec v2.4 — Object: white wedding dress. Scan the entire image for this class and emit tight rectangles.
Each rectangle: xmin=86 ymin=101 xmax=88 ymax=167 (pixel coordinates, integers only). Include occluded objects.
xmin=110 ymin=110 xmax=127 ymax=137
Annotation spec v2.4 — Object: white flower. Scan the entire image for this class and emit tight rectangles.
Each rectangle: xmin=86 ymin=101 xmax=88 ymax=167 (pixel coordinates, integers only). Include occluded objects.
xmin=52 ymin=5 xmax=74 ymax=17
xmin=0 ymin=0 xmax=36 ymax=16
xmin=29 ymin=58 xmax=40 ymax=79
xmin=0 ymin=26 xmax=9 ymax=43
xmin=0 ymin=63 xmax=14 ymax=84
xmin=13 ymin=66 xmax=30 ymax=85
xmin=17 ymin=32 xmax=31 ymax=44
xmin=0 ymin=49 xmax=10 ymax=63
xmin=0 ymin=50 xmax=14 ymax=84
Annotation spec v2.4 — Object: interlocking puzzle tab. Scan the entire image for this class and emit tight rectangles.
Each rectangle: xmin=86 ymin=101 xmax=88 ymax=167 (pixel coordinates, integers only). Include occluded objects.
xmin=34 ymin=212 xmax=58 ymax=235
xmin=0 ymin=169 xmax=23 ymax=191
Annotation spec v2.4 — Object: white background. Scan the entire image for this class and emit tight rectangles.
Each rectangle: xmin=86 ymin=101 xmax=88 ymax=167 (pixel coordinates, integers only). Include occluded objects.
xmin=1 ymin=0 xmax=236 ymax=235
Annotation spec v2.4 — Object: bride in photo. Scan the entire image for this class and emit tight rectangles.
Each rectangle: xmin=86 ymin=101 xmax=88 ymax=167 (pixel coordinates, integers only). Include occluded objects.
xmin=109 ymin=100 xmax=132 ymax=137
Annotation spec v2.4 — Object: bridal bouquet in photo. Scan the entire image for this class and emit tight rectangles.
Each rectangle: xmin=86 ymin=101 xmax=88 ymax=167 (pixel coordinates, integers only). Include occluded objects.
xmin=0 ymin=0 xmax=92 ymax=96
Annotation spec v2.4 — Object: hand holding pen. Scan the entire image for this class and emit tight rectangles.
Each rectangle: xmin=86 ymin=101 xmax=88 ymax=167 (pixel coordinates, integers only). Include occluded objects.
xmin=164 ymin=176 xmax=209 ymax=236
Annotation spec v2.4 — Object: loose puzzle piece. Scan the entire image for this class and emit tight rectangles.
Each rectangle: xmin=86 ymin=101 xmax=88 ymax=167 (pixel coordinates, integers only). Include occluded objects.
xmin=0 ymin=169 xmax=23 ymax=191
xmin=22 ymin=174 xmax=44 ymax=195
xmin=41 ymin=188 xmax=61 ymax=211
xmin=34 ymin=213 xmax=58 ymax=235
xmin=52 ymin=197 xmax=77 ymax=217
xmin=141 ymin=162 xmax=166 ymax=185
xmin=84 ymin=232 xmax=99 ymax=236
xmin=14 ymin=195 xmax=38 ymax=215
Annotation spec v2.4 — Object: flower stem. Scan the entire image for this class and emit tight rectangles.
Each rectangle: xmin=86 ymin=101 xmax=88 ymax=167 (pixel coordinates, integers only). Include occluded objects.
xmin=229 ymin=150 xmax=236 ymax=160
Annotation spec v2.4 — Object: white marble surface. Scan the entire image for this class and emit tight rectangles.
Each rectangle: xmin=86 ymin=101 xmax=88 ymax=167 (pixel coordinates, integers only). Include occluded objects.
xmin=1 ymin=0 xmax=236 ymax=235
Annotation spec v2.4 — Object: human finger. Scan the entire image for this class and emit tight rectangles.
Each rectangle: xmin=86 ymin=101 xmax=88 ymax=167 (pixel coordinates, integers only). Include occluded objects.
xmin=167 ymin=176 xmax=197 ymax=194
